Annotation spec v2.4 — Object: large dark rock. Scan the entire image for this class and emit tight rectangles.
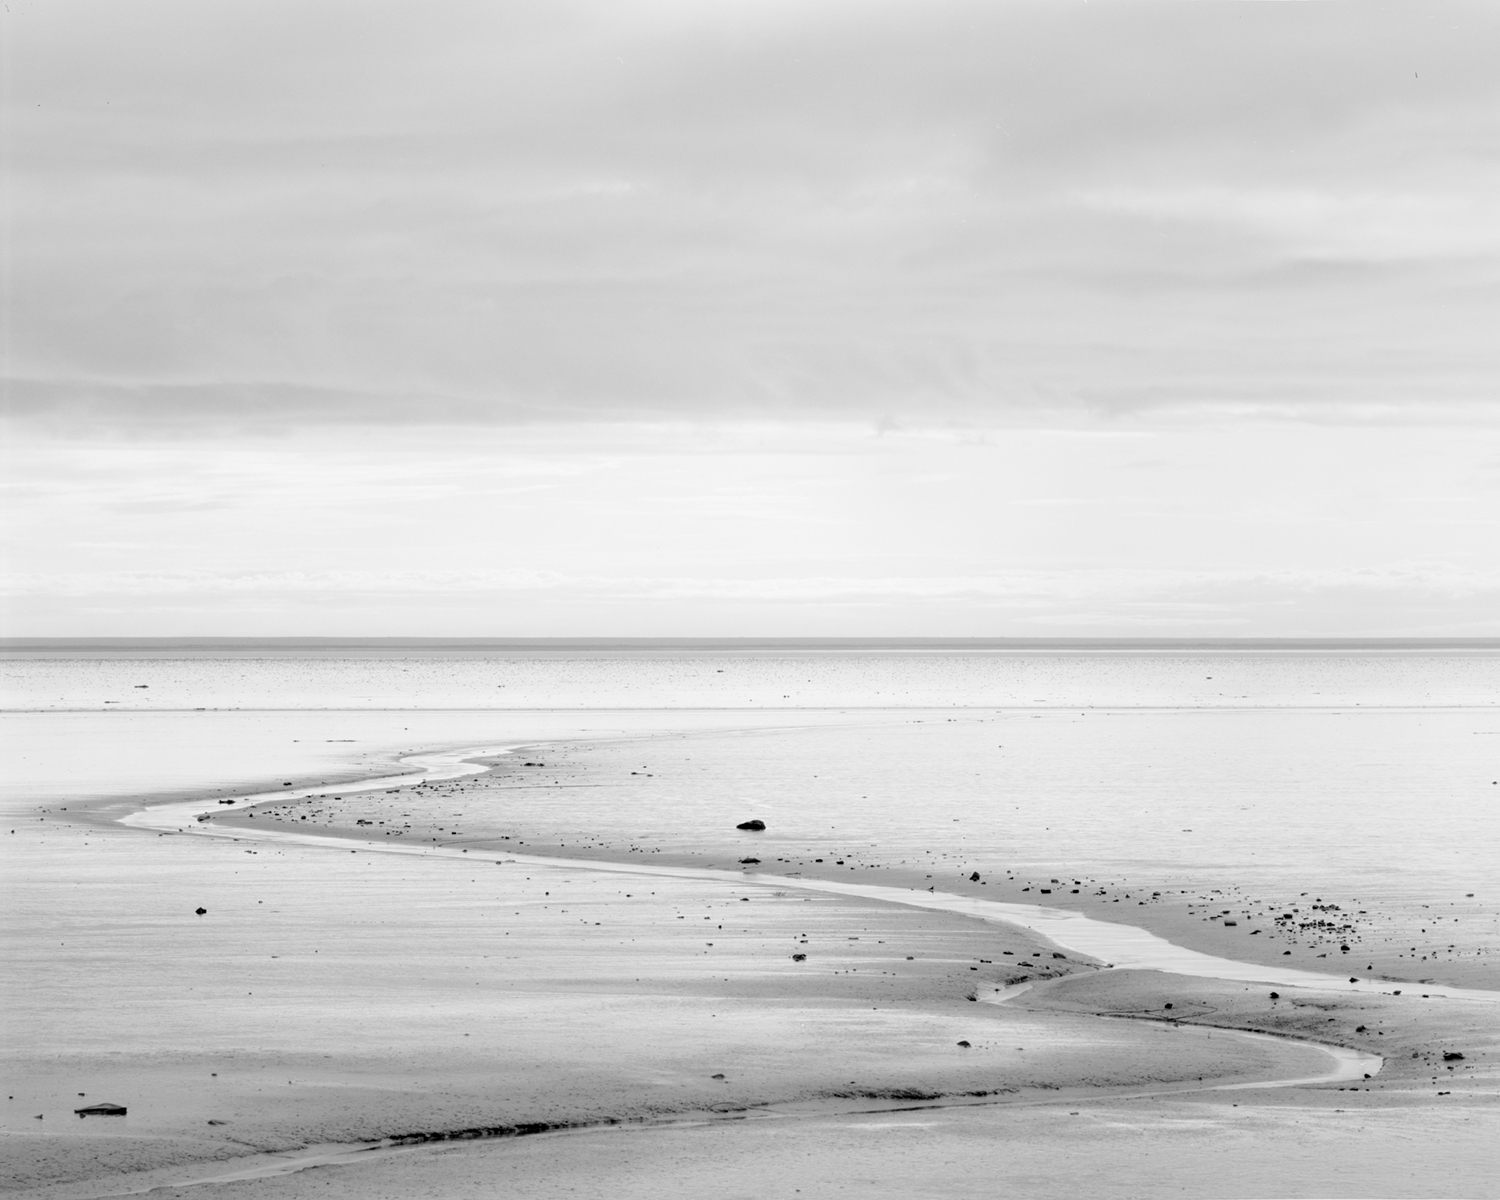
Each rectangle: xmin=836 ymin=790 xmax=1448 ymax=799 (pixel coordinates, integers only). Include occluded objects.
xmin=736 ymin=819 xmax=766 ymax=831
xmin=75 ymin=1103 xmax=127 ymax=1117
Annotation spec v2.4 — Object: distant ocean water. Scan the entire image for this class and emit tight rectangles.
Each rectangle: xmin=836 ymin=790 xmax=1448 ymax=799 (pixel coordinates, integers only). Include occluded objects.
xmin=4 ymin=640 xmax=1499 ymax=710
xmin=3 ymin=643 xmax=1497 ymax=981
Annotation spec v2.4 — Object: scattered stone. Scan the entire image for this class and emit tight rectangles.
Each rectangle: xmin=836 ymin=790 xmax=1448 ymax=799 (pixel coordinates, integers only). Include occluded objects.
xmin=1269 ymin=991 xmax=1280 ymax=1000
xmin=1443 ymin=1052 xmax=1465 ymax=1061
xmin=1164 ymin=1003 xmax=1174 ymax=1010
xmin=791 ymin=953 xmax=806 ymax=962
xmin=738 ymin=857 xmax=761 ymax=865
xmin=969 ymin=872 xmax=980 ymax=882
xmin=735 ymin=819 xmax=766 ymax=831
xmin=207 ymin=1119 xmax=228 ymax=1125
xmin=195 ymin=907 xmax=207 ymax=916
xmin=75 ymin=1103 xmax=127 ymax=1117
xmin=711 ymin=1074 xmax=725 ymax=1080
xmin=957 ymin=1040 xmax=971 ymax=1048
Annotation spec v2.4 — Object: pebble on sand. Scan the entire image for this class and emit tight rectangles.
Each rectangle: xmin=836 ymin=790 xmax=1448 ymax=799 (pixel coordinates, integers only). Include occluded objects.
xmin=75 ymin=1103 xmax=127 ymax=1117
xmin=735 ymin=819 xmax=766 ymax=831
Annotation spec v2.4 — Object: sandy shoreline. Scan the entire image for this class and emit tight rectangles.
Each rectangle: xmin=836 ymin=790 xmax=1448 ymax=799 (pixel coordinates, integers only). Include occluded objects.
xmin=7 ymin=738 xmax=1498 ymax=1198
xmin=191 ymin=740 xmax=1498 ymax=995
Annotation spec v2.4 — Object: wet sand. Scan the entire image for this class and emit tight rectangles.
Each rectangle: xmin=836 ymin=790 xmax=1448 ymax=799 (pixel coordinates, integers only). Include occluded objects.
xmin=5 ymin=741 xmax=1497 ymax=1199
xmin=204 ymin=732 xmax=1499 ymax=992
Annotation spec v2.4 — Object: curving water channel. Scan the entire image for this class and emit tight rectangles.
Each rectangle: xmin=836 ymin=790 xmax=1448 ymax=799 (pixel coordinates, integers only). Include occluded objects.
xmin=82 ymin=742 xmax=1475 ymax=1197
xmin=121 ymin=743 xmax=1500 ymax=1005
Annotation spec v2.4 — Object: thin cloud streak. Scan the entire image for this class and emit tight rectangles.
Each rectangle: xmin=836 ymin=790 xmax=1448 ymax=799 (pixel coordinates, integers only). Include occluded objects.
xmin=9 ymin=565 xmax=1495 ymax=602
xmin=3 ymin=420 xmax=1495 ymax=635
xmin=7 ymin=565 xmax=1497 ymax=640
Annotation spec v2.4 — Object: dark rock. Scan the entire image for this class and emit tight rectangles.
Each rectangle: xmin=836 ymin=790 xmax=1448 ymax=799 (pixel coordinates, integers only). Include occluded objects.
xmin=1355 ymin=1025 xmax=1367 ymax=1032
xmin=956 ymin=1040 xmax=971 ymax=1048
xmin=738 ymin=857 xmax=761 ymax=864
xmin=194 ymin=907 xmax=207 ymax=916
xmin=1164 ymin=1003 xmax=1173 ymax=1010
xmin=735 ymin=819 xmax=766 ymax=831
xmin=969 ymin=872 xmax=980 ymax=882
xmin=791 ymin=953 xmax=806 ymax=962
xmin=1443 ymin=1052 xmax=1465 ymax=1061
xmin=711 ymin=1073 xmax=726 ymax=1080
xmin=1269 ymin=991 xmax=1280 ymax=1000
xmin=75 ymin=1103 xmax=127 ymax=1117
xmin=1051 ymin=953 xmax=1065 ymax=960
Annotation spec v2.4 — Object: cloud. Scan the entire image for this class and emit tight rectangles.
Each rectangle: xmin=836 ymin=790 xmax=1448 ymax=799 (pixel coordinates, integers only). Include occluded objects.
xmin=1072 ymin=186 xmax=1500 ymax=264
xmin=4 ymin=0 xmax=1497 ymax=431
xmin=8 ymin=564 xmax=1498 ymax=640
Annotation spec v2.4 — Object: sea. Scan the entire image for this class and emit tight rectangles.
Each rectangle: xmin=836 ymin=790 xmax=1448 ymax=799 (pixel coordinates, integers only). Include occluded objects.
xmin=3 ymin=641 xmax=1497 ymax=980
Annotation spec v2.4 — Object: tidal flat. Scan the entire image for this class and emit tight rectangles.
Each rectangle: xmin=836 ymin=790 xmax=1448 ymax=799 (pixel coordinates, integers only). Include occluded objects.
xmin=2 ymin=645 xmax=1497 ymax=1198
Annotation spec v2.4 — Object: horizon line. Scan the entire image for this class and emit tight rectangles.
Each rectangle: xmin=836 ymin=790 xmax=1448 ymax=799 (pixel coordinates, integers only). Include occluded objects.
xmin=5 ymin=636 xmax=1499 ymax=653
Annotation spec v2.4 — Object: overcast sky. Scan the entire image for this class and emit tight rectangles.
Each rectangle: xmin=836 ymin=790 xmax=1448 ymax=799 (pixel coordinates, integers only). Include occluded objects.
xmin=3 ymin=0 xmax=1497 ymax=636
